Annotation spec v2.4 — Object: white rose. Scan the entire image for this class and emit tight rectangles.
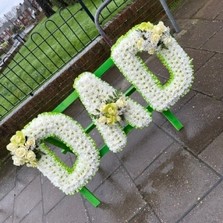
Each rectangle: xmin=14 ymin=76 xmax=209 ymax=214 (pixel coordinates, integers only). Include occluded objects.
xmin=98 ymin=116 xmax=107 ymax=124
xmin=12 ymin=155 xmax=25 ymax=166
xmin=6 ymin=143 xmax=17 ymax=153
xmin=151 ymin=33 xmax=160 ymax=43
xmin=14 ymin=146 xmax=28 ymax=158
xmin=163 ymin=37 xmax=172 ymax=45
xmin=148 ymin=48 xmax=155 ymax=55
xmin=26 ymin=150 xmax=36 ymax=162
xmin=27 ymin=161 xmax=38 ymax=168
xmin=155 ymin=21 xmax=166 ymax=34
xmin=116 ymin=98 xmax=127 ymax=108
xmin=25 ymin=137 xmax=36 ymax=149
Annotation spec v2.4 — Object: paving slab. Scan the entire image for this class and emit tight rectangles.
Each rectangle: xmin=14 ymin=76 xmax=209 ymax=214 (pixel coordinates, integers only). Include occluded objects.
xmin=201 ymin=28 xmax=223 ymax=53
xmin=216 ymin=11 xmax=223 ymax=20
xmin=184 ymin=48 xmax=214 ymax=72
xmin=135 ymin=143 xmax=220 ymax=223
xmin=129 ymin=89 xmax=167 ymax=127
xmin=199 ymin=133 xmax=223 ymax=175
xmin=194 ymin=0 xmax=223 ymax=20
xmin=173 ymin=19 xmax=199 ymax=34
xmin=101 ymin=65 xmax=131 ymax=92
xmin=118 ymin=124 xmax=173 ymax=180
xmin=89 ymin=128 xmax=105 ymax=148
xmin=144 ymin=46 xmax=214 ymax=78
xmin=178 ymin=20 xmax=222 ymax=49
xmin=65 ymin=106 xmax=92 ymax=129
xmin=145 ymin=54 xmax=169 ymax=81
xmin=64 ymin=99 xmax=85 ymax=119
xmin=20 ymin=202 xmax=43 ymax=223
xmin=15 ymin=165 xmax=39 ymax=195
xmin=85 ymin=166 xmax=146 ymax=223
xmin=174 ymin=0 xmax=209 ymax=19
xmin=170 ymin=91 xmax=197 ymax=115
xmin=45 ymin=195 xmax=89 ymax=223
xmin=41 ymin=175 xmax=65 ymax=214
xmin=192 ymin=53 xmax=223 ymax=99
xmin=161 ymin=93 xmax=223 ymax=154
xmin=63 ymin=99 xmax=84 ymax=117
xmin=46 ymin=143 xmax=73 ymax=166
xmin=3 ymin=216 xmax=13 ymax=223
xmin=87 ymin=152 xmax=121 ymax=192
xmin=0 ymin=189 xmax=15 ymax=223
xmin=129 ymin=206 xmax=161 ymax=223
xmin=180 ymin=181 xmax=223 ymax=223
xmin=13 ymin=176 xmax=42 ymax=223
xmin=0 ymin=160 xmax=16 ymax=201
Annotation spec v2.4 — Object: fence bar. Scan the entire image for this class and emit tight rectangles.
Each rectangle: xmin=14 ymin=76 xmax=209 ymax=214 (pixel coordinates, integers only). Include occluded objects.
xmin=0 ymin=0 xmax=131 ymax=120
xmin=95 ymin=0 xmax=113 ymax=46
xmin=159 ymin=0 xmax=180 ymax=33
xmin=77 ymin=0 xmax=95 ymax=22
xmin=45 ymin=20 xmax=72 ymax=59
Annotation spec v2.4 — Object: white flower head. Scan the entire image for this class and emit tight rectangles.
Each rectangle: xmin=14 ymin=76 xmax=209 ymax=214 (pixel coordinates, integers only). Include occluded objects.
xmin=26 ymin=150 xmax=36 ymax=162
xmin=6 ymin=143 xmax=17 ymax=154
xmin=25 ymin=137 xmax=36 ymax=149
xmin=116 ymin=97 xmax=127 ymax=108
xmin=14 ymin=146 xmax=28 ymax=158
xmin=111 ymin=21 xmax=194 ymax=111
xmin=12 ymin=155 xmax=25 ymax=166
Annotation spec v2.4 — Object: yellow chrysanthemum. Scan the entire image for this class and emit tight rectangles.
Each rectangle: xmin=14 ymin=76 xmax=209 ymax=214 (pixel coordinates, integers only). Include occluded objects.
xmin=106 ymin=115 xmax=118 ymax=125
xmin=101 ymin=103 xmax=118 ymax=116
xmin=100 ymin=102 xmax=123 ymax=125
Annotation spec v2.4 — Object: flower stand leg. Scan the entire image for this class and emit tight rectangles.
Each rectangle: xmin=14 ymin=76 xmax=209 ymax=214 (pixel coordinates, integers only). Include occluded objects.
xmin=80 ymin=187 xmax=101 ymax=207
xmin=162 ymin=109 xmax=183 ymax=131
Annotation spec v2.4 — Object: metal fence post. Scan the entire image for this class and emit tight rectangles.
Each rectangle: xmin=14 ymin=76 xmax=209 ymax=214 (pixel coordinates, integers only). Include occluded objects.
xmin=159 ymin=0 xmax=180 ymax=33
xmin=95 ymin=0 xmax=113 ymax=46
xmin=77 ymin=0 xmax=95 ymax=22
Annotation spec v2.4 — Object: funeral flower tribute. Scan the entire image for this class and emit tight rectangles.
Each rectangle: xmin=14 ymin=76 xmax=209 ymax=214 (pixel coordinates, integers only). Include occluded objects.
xmin=6 ymin=21 xmax=193 ymax=197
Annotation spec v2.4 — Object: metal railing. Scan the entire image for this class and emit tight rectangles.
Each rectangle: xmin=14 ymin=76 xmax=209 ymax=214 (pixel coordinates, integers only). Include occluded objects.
xmin=0 ymin=0 xmax=131 ymax=121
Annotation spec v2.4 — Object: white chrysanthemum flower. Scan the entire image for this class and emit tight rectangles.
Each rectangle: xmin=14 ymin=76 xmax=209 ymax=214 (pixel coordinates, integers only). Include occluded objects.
xmin=22 ymin=113 xmax=100 ymax=195
xmin=111 ymin=21 xmax=194 ymax=112
xmin=74 ymin=72 xmax=151 ymax=152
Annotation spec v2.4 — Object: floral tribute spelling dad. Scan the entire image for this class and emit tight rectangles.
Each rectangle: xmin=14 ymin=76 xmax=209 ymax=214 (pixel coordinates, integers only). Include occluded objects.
xmin=7 ymin=22 xmax=194 ymax=195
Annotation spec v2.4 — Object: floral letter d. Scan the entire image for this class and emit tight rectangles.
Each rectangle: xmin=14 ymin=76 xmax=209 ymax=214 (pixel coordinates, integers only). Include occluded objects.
xmin=111 ymin=21 xmax=194 ymax=111
xmin=7 ymin=113 xmax=100 ymax=195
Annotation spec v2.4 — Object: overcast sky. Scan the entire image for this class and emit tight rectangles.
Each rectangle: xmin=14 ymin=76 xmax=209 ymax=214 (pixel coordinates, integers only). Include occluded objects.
xmin=0 ymin=0 xmax=23 ymax=17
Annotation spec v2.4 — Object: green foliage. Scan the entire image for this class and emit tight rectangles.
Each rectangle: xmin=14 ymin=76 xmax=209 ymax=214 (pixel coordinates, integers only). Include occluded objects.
xmin=0 ymin=41 xmax=9 ymax=49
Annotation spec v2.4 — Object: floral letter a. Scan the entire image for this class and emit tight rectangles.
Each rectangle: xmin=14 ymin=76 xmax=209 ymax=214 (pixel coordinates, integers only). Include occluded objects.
xmin=74 ymin=72 xmax=151 ymax=153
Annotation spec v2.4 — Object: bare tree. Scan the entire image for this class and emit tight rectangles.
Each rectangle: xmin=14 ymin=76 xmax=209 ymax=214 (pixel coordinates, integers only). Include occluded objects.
xmin=0 ymin=17 xmax=6 ymax=26
xmin=52 ymin=0 xmax=68 ymax=8
xmin=36 ymin=0 xmax=55 ymax=17
xmin=4 ymin=12 xmax=16 ymax=26
xmin=11 ymin=6 xmax=18 ymax=17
